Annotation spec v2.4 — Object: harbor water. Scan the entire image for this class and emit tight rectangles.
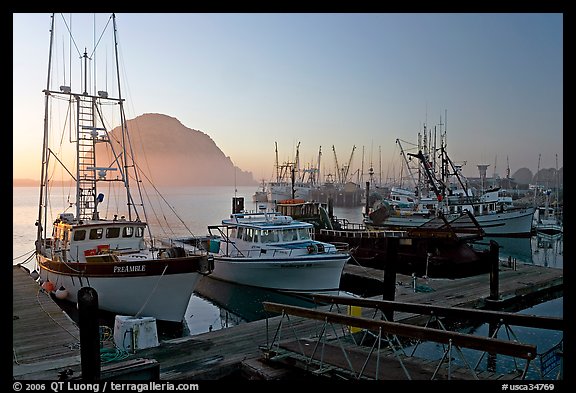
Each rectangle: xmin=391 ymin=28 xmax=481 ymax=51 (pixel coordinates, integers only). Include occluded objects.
xmin=13 ymin=185 xmax=564 ymax=378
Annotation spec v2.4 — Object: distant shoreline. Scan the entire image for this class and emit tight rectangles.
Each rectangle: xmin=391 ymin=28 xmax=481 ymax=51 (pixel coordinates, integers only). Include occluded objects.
xmin=13 ymin=179 xmax=41 ymax=187
xmin=13 ymin=179 xmax=258 ymax=187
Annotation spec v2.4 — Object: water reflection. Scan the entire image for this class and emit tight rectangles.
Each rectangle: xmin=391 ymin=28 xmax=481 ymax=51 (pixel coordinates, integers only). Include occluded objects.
xmin=470 ymin=234 xmax=563 ymax=269
xmin=408 ymin=297 xmax=563 ymax=380
xmin=184 ymin=275 xmax=342 ymax=336
xmin=532 ymin=232 xmax=563 ymax=269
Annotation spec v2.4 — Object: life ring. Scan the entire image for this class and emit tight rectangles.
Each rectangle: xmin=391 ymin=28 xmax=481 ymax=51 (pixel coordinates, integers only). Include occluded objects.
xmin=307 ymin=244 xmax=318 ymax=254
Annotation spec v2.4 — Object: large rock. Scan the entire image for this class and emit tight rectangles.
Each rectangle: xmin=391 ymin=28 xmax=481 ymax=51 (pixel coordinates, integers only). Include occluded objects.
xmin=101 ymin=113 xmax=256 ymax=186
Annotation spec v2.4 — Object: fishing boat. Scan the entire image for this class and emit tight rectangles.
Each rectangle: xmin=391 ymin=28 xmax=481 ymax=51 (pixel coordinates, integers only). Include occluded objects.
xmin=252 ymin=179 xmax=269 ymax=203
xmin=33 ymin=13 xmax=213 ymax=323
xmin=275 ymin=198 xmax=493 ymax=278
xmin=164 ymin=197 xmax=350 ymax=292
xmin=365 ymin=149 xmax=535 ymax=237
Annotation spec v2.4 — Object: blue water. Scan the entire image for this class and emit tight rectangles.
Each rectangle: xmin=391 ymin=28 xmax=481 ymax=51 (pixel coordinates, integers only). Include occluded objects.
xmin=13 ymin=186 xmax=564 ymax=379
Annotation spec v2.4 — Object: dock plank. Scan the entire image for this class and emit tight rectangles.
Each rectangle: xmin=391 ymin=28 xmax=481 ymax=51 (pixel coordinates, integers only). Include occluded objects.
xmin=13 ymin=265 xmax=82 ymax=379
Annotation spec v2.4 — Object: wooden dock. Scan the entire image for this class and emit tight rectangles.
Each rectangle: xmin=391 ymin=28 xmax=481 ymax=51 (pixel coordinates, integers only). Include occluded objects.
xmin=12 ymin=265 xmax=82 ymax=379
xmin=13 ymin=262 xmax=563 ymax=381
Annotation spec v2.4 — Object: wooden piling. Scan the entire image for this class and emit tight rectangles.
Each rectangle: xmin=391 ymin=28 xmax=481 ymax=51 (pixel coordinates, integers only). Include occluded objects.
xmin=78 ymin=287 xmax=100 ymax=380
xmin=489 ymin=240 xmax=500 ymax=301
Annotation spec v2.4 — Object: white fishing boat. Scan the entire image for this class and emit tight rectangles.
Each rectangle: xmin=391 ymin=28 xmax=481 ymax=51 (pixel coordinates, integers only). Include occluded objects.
xmin=165 ymin=198 xmax=350 ymax=292
xmin=33 ymin=13 xmax=212 ymax=323
xmin=365 ymin=149 xmax=535 ymax=237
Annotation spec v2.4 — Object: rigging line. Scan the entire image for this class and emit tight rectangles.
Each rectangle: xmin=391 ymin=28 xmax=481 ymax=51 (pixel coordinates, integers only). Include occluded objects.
xmin=88 ymin=14 xmax=113 ymax=60
xmin=57 ymin=14 xmax=83 ymax=59
xmin=14 ymin=249 xmax=36 ymax=263
xmin=35 ymin=286 xmax=80 ymax=342
xmin=135 ymin=264 xmax=168 ymax=319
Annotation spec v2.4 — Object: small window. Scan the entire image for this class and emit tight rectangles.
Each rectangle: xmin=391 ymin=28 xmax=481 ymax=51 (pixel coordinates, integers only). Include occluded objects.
xmin=122 ymin=227 xmax=134 ymax=237
xmin=73 ymin=229 xmax=86 ymax=241
xmin=106 ymin=227 xmax=120 ymax=238
xmin=243 ymin=228 xmax=254 ymax=242
xmin=89 ymin=228 xmax=103 ymax=240
xmin=135 ymin=226 xmax=144 ymax=238
xmin=282 ymin=229 xmax=298 ymax=242
xmin=298 ymin=228 xmax=311 ymax=240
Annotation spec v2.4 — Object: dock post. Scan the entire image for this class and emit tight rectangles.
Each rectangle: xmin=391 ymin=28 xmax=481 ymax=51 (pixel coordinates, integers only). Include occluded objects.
xmin=365 ymin=182 xmax=370 ymax=218
xmin=382 ymin=237 xmax=398 ymax=321
xmin=78 ymin=287 xmax=101 ymax=380
xmin=489 ymin=240 xmax=500 ymax=301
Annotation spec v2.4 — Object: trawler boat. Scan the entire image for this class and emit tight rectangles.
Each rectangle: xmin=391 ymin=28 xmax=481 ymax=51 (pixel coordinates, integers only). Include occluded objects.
xmin=365 ymin=150 xmax=535 ymax=237
xmin=33 ymin=13 xmax=212 ymax=323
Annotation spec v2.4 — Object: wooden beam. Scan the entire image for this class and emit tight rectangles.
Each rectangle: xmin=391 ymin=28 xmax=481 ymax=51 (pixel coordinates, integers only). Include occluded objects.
xmin=263 ymin=301 xmax=537 ymax=360
xmin=308 ymin=293 xmax=564 ymax=331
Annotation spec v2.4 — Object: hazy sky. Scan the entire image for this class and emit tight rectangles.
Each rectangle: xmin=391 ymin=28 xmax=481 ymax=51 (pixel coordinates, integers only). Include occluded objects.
xmin=13 ymin=13 xmax=563 ymax=183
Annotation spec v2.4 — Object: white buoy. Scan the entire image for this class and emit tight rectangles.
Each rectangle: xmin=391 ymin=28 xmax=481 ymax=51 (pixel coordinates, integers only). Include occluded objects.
xmin=55 ymin=286 xmax=69 ymax=299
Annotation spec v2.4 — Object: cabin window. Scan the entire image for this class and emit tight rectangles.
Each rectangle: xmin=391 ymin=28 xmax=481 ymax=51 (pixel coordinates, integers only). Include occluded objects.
xmin=106 ymin=227 xmax=120 ymax=238
xmin=89 ymin=228 xmax=104 ymax=240
xmin=297 ymin=228 xmax=311 ymax=240
xmin=122 ymin=227 xmax=134 ymax=237
xmin=237 ymin=227 xmax=244 ymax=240
xmin=282 ymin=229 xmax=298 ymax=242
xmin=253 ymin=230 xmax=260 ymax=243
xmin=261 ymin=229 xmax=278 ymax=243
xmin=243 ymin=227 xmax=254 ymax=242
xmin=135 ymin=227 xmax=144 ymax=238
xmin=73 ymin=229 xmax=86 ymax=241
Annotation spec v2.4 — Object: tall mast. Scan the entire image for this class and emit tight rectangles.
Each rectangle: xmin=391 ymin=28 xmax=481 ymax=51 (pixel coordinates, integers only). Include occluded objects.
xmin=555 ymin=153 xmax=559 ymax=217
xmin=533 ymin=154 xmax=541 ymax=207
xmin=36 ymin=13 xmax=56 ymax=250
xmin=275 ymin=142 xmax=279 ymax=182
xmin=112 ymin=13 xmax=134 ymax=221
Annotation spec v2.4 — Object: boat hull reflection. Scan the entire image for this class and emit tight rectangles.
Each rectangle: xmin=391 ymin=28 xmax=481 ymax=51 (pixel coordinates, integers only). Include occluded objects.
xmin=191 ymin=275 xmax=342 ymax=328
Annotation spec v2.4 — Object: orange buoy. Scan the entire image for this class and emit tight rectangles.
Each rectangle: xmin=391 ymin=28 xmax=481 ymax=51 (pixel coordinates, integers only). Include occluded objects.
xmin=41 ymin=280 xmax=55 ymax=292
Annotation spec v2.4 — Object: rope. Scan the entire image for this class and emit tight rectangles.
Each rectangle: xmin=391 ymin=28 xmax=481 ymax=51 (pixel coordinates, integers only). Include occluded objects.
xmin=14 ymin=249 xmax=36 ymax=264
xmin=135 ymin=264 xmax=168 ymax=318
xmin=99 ymin=325 xmax=130 ymax=363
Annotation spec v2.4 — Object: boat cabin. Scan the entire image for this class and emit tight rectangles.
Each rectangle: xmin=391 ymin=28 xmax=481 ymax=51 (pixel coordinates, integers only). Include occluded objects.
xmin=47 ymin=213 xmax=147 ymax=262
xmin=207 ymin=212 xmax=333 ymax=258
xmin=222 ymin=212 xmax=314 ymax=244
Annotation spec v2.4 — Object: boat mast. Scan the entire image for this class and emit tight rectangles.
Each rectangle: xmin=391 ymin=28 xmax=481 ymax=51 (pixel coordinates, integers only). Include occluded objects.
xmin=555 ymin=153 xmax=560 ymax=220
xmin=36 ymin=13 xmax=56 ymax=251
xmin=275 ymin=142 xmax=279 ymax=182
xmin=396 ymin=139 xmax=418 ymax=192
xmin=112 ymin=13 xmax=134 ymax=221
xmin=533 ymin=154 xmax=541 ymax=207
